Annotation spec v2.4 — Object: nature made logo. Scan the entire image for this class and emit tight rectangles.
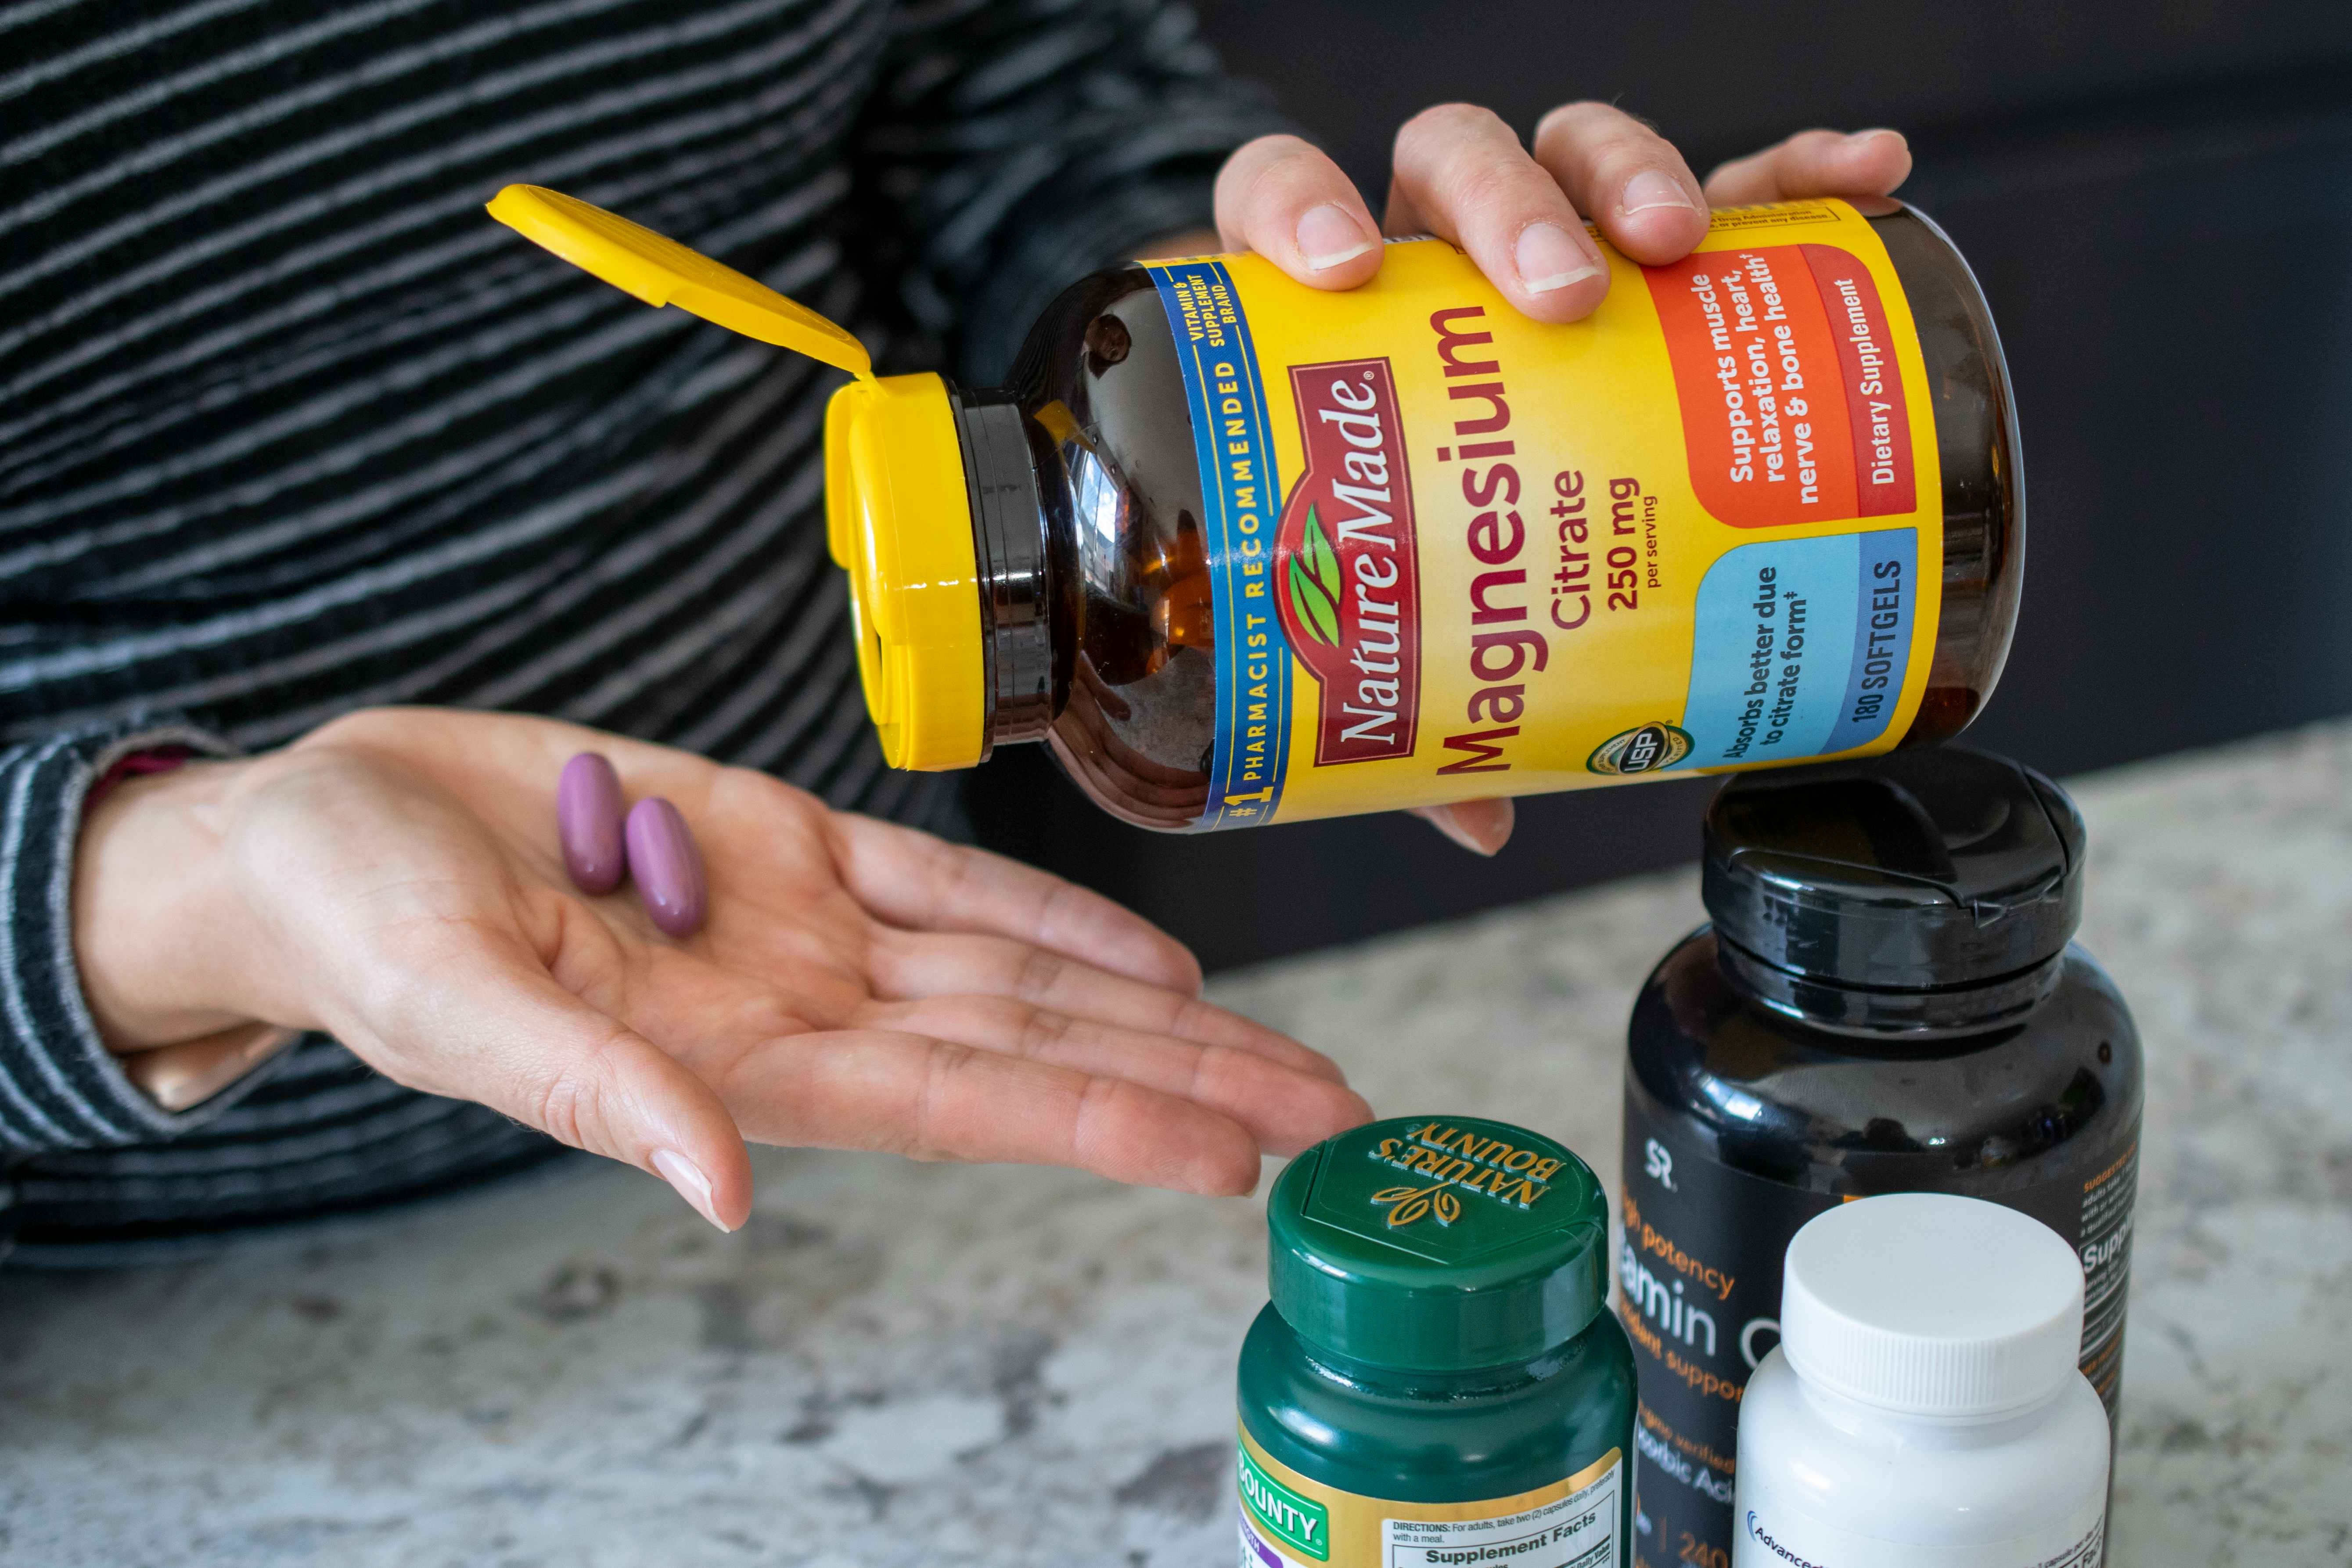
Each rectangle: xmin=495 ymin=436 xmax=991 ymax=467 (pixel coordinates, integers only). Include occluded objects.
xmin=1273 ymin=359 xmax=1421 ymax=766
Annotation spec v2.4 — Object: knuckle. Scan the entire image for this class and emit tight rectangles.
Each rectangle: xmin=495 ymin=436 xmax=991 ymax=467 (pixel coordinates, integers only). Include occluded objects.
xmin=931 ymin=838 xmax=984 ymax=912
xmin=1066 ymin=1073 xmax=1131 ymax=1161
xmin=1537 ymin=100 xmax=1645 ymax=144
xmin=1597 ymin=130 xmax=1672 ymax=167
xmin=1032 ymin=878 xmax=1084 ymax=942
xmin=1017 ymin=1005 xmax=1078 ymax=1057
xmin=1168 ymin=993 xmax=1230 ymax=1044
xmin=1243 ymin=147 xmax=1342 ymax=212
xmin=1184 ymin=1039 xmax=1236 ymax=1104
xmin=1450 ymin=161 xmax=1542 ymax=222
xmin=532 ymin=1025 xmax=631 ymax=1154
xmin=1013 ymin=945 xmax=1066 ymax=1003
xmin=534 ymin=1065 xmax=594 ymax=1152
xmin=907 ymin=1039 xmax=984 ymax=1160
xmin=1248 ymin=131 xmax=1320 ymax=164
xmin=1397 ymin=101 xmax=1507 ymax=161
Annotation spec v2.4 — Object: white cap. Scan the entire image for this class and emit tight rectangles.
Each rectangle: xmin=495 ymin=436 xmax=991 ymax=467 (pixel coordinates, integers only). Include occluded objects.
xmin=1780 ymin=1193 xmax=2086 ymax=1417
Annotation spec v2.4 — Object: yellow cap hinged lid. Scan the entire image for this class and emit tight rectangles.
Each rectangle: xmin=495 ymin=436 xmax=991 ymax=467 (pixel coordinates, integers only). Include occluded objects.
xmin=486 ymin=184 xmax=985 ymax=770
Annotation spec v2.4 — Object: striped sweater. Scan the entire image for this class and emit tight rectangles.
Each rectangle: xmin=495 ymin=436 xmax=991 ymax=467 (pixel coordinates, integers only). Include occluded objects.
xmin=0 ymin=0 xmax=1284 ymax=1263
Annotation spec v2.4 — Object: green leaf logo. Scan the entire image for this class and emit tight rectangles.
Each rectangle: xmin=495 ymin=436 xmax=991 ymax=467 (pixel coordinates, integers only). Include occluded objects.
xmin=1285 ymin=504 xmax=1343 ymax=647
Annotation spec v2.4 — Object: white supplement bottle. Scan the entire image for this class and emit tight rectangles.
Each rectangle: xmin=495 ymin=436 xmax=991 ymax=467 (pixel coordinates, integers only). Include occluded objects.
xmin=1733 ymin=1193 xmax=2111 ymax=1568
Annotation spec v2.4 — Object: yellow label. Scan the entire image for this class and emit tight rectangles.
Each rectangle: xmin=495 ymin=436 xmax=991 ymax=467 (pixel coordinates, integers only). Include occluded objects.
xmin=1141 ymin=200 xmax=1943 ymax=828
xmin=1237 ymin=1424 xmax=1623 ymax=1566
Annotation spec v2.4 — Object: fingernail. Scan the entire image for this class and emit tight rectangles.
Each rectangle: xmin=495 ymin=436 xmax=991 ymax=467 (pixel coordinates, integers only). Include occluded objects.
xmin=1850 ymin=128 xmax=1902 ymax=147
xmin=652 ymin=1147 xmax=731 ymax=1232
xmin=557 ymin=752 xmax=626 ymax=895
xmin=1619 ymin=168 xmax=1697 ymax=216
xmin=1297 ymin=203 xmax=1376 ymax=271
xmin=1515 ymin=222 xmax=1604 ymax=294
xmin=1414 ymin=806 xmax=1499 ymax=858
xmin=625 ymin=797 xmax=707 ymax=938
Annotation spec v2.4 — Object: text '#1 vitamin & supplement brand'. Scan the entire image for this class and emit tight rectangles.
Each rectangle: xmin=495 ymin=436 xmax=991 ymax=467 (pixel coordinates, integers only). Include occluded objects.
xmin=1237 ymin=1115 xmax=1635 ymax=1567
xmin=488 ymin=188 xmax=2022 ymax=832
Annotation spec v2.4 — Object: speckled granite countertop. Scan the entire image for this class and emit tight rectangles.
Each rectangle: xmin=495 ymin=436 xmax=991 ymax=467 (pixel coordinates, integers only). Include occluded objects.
xmin=4 ymin=723 xmax=2349 ymax=1568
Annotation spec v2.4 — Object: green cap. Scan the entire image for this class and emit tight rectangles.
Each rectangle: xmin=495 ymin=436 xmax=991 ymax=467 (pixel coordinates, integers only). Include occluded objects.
xmin=1267 ymin=1115 xmax=1610 ymax=1371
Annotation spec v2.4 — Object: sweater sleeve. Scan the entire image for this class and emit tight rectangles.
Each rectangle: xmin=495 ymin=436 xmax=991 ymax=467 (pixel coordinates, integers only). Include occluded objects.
xmin=857 ymin=0 xmax=1294 ymax=382
xmin=0 ymin=720 xmax=261 ymax=1156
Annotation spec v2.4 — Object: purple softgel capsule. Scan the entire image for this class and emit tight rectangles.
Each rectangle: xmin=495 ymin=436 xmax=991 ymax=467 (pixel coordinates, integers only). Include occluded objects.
xmin=557 ymin=752 xmax=627 ymax=895
xmin=626 ymin=797 xmax=707 ymax=938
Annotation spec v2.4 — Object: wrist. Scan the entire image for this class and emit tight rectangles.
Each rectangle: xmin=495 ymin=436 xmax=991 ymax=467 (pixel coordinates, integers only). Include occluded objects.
xmin=72 ymin=755 xmax=285 ymax=1050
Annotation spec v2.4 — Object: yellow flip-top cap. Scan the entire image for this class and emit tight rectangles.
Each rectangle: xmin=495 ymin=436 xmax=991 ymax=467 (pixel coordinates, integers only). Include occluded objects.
xmin=826 ymin=375 xmax=984 ymax=770
xmin=486 ymin=184 xmax=873 ymax=376
xmin=488 ymin=184 xmax=983 ymax=771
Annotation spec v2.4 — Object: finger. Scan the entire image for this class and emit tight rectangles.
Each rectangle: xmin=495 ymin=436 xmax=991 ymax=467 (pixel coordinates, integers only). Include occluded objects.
xmin=866 ymin=928 xmax=1349 ymax=1085
xmin=1529 ymin=101 xmax=1708 ymax=266
xmin=828 ymin=812 xmax=1203 ymax=996
xmin=1213 ymin=133 xmax=1384 ymax=290
xmin=340 ymin=931 xmax=754 ymax=1231
xmin=723 ymin=1027 xmax=1271 ymax=1195
xmin=1387 ymin=103 xmax=1611 ymax=324
xmin=1703 ymin=128 xmax=1913 ymax=206
xmin=861 ymin=995 xmax=1370 ymax=1156
xmin=1413 ymin=798 xmax=1515 ymax=856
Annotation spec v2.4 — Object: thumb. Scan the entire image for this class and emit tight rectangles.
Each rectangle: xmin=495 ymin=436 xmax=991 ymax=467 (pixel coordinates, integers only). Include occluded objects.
xmin=1413 ymin=798 xmax=1515 ymax=856
xmin=347 ymin=944 xmax=753 ymax=1232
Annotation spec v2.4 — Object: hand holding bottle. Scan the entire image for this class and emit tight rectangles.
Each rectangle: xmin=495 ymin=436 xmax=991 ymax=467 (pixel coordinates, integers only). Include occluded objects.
xmin=1206 ymin=108 xmax=1919 ymax=853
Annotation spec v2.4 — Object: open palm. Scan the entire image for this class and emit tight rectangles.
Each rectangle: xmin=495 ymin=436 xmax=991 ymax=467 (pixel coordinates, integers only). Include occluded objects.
xmin=192 ymin=708 xmax=1367 ymax=1229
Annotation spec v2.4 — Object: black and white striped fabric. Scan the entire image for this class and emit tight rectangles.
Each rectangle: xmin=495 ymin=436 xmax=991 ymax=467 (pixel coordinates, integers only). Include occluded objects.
xmin=0 ymin=0 xmax=1283 ymax=1263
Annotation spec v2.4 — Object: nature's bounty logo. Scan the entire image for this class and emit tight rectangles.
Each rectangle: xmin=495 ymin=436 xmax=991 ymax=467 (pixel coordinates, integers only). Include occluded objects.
xmin=1238 ymin=1441 xmax=1329 ymax=1561
xmin=1369 ymin=1180 xmax=1463 ymax=1228
xmin=1273 ymin=359 xmax=1421 ymax=766
xmin=1367 ymin=1121 xmax=1565 ymax=1228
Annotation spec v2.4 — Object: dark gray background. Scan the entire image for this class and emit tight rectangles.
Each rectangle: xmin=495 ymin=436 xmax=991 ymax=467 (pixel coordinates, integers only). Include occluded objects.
xmin=971 ymin=4 xmax=2352 ymax=971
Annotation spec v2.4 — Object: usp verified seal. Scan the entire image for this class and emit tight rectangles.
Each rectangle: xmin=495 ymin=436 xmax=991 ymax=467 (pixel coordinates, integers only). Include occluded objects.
xmin=1587 ymin=722 xmax=1693 ymax=776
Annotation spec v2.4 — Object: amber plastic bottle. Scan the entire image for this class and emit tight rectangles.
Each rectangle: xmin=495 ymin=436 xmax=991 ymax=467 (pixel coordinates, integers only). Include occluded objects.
xmin=949 ymin=200 xmax=2021 ymax=827
xmin=490 ymin=187 xmax=2023 ymax=831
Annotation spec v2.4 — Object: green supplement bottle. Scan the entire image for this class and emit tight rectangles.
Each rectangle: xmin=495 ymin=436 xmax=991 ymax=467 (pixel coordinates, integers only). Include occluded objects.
xmin=1238 ymin=1116 xmax=1636 ymax=1567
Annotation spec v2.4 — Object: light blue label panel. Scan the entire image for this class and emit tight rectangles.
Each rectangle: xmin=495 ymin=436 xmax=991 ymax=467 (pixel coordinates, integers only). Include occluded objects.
xmin=1677 ymin=529 xmax=1917 ymax=767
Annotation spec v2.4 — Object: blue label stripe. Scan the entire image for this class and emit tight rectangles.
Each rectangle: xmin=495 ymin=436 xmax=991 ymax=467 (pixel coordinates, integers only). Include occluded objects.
xmin=1674 ymin=529 xmax=1917 ymax=766
xmin=1820 ymin=529 xmax=1917 ymax=756
xmin=1144 ymin=260 xmax=1292 ymax=830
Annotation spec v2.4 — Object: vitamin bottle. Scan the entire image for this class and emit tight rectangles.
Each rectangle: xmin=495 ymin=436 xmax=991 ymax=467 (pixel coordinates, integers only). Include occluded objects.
xmin=1618 ymin=749 xmax=2140 ymax=1568
xmin=1735 ymin=1193 xmax=2111 ymax=1568
xmin=489 ymin=186 xmax=2022 ymax=831
xmin=1239 ymin=1115 xmax=1635 ymax=1566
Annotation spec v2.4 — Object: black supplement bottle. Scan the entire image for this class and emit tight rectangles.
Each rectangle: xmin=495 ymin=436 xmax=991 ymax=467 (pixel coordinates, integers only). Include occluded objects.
xmin=1618 ymin=749 xmax=2141 ymax=1568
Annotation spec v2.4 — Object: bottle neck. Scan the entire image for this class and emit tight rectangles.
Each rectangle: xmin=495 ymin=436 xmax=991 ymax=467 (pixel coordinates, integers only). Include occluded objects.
xmin=1714 ymin=929 xmax=2064 ymax=1038
xmin=1792 ymin=1370 xmax=2065 ymax=1450
xmin=953 ymin=388 xmax=1056 ymax=757
xmin=1291 ymin=1331 xmax=1575 ymax=1400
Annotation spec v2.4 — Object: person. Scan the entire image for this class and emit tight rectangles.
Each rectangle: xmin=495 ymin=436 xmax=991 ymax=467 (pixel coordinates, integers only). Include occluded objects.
xmin=0 ymin=0 xmax=1913 ymax=1262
